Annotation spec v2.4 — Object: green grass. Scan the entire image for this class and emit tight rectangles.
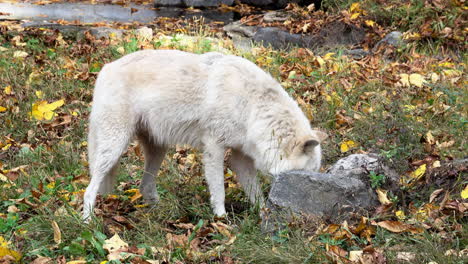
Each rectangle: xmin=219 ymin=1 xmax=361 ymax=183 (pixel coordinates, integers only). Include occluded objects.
xmin=0 ymin=20 xmax=466 ymax=263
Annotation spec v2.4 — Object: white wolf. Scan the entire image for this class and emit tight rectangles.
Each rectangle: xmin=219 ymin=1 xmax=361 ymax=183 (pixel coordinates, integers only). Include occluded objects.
xmin=83 ymin=50 xmax=327 ymax=219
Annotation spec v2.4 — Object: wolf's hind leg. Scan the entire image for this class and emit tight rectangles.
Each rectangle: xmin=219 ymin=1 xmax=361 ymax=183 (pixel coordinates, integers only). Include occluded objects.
xmin=138 ymin=134 xmax=166 ymax=204
xmin=203 ymin=139 xmax=226 ymax=216
xmin=230 ymin=149 xmax=265 ymax=207
xmin=83 ymin=116 xmax=133 ymax=221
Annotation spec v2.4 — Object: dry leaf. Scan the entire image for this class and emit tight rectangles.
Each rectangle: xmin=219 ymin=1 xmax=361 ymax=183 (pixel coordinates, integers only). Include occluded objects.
xmin=375 ymin=220 xmax=422 ymax=234
xmin=340 ymin=140 xmax=358 ymax=153
xmin=429 ymin=188 xmax=444 ymax=203
xmin=376 ymin=189 xmax=392 ymax=205
xmin=51 ymin=221 xmax=61 ymax=244
xmin=103 ymin=234 xmax=128 ymax=261
xmin=461 ymin=185 xmax=468 ymax=199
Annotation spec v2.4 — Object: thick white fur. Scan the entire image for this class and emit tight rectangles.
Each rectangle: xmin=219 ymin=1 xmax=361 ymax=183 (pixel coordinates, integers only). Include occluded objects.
xmin=83 ymin=50 xmax=327 ymax=219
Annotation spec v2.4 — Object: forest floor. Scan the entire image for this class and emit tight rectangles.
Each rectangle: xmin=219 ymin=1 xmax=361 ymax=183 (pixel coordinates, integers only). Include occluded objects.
xmin=0 ymin=1 xmax=466 ymax=263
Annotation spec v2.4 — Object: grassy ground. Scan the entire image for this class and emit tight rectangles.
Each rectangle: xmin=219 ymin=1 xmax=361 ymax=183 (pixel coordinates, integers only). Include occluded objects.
xmin=0 ymin=3 xmax=467 ymax=263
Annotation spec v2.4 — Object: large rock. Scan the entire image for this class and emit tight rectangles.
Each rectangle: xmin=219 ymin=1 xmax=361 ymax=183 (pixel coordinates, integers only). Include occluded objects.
xmin=263 ymin=154 xmax=398 ymax=230
xmin=224 ymin=21 xmax=366 ymax=50
xmin=154 ymin=0 xmax=234 ymax=7
xmin=240 ymin=0 xmax=314 ymax=9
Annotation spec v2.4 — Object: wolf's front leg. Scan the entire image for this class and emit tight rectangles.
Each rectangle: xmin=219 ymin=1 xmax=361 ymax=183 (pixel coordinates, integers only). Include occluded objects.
xmin=202 ymin=139 xmax=226 ymax=216
xmin=230 ymin=149 xmax=265 ymax=207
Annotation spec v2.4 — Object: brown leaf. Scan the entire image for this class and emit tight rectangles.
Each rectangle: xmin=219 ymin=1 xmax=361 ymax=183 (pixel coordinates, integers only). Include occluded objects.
xmin=31 ymin=257 xmax=53 ymax=264
xmin=429 ymin=188 xmax=444 ymax=203
xmin=375 ymin=220 xmax=423 ymax=234
xmin=51 ymin=221 xmax=61 ymax=244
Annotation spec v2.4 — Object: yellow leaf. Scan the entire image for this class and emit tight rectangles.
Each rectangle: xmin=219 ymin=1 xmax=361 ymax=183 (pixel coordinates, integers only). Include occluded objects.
xmin=31 ymin=99 xmax=64 ymax=121
xmin=13 ymin=51 xmax=28 ymax=58
xmin=315 ymin=56 xmax=325 ymax=67
xmin=0 ymin=237 xmax=8 ymax=247
xmin=116 ymin=46 xmax=125 ymax=55
xmin=51 ymin=221 xmax=61 ymax=244
xmin=376 ymin=188 xmax=392 ymax=205
xmin=340 ymin=140 xmax=358 ymax=153
xmin=365 ymin=20 xmax=376 ymax=27
xmin=125 ymin=189 xmax=142 ymax=202
xmin=395 ymin=210 xmax=406 ymax=220
xmin=350 ymin=12 xmax=360 ymax=20
xmin=66 ymin=261 xmax=87 ymax=264
xmin=288 ymin=70 xmax=297 ymax=79
xmin=349 ymin=2 xmax=361 ymax=13
xmin=410 ymin=164 xmax=426 ymax=181
xmin=430 ymin=72 xmax=440 ymax=83
xmin=323 ymin=52 xmax=335 ymax=60
xmin=0 ymin=106 xmax=6 ymax=112
xmin=35 ymin=90 xmax=44 ymax=99
xmin=46 ymin=99 xmax=65 ymax=111
xmin=442 ymin=69 xmax=462 ymax=78
xmin=409 ymin=73 xmax=425 ymax=87
xmin=462 ymin=185 xmax=468 ymax=199
xmin=0 ymin=237 xmax=21 ymax=262
xmin=4 ymin=86 xmax=11 ymax=95
xmin=43 ymin=111 xmax=55 ymax=120
xmin=399 ymin=73 xmax=410 ymax=87
xmin=403 ymin=32 xmax=421 ymax=40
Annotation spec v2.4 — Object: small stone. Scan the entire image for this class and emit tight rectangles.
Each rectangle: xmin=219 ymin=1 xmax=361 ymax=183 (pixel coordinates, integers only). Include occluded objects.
xmin=374 ymin=31 xmax=403 ymax=50
xmin=136 ymin=26 xmax=153 ymax=41
xmin=89 ymin=27 xmax=124 ymax=40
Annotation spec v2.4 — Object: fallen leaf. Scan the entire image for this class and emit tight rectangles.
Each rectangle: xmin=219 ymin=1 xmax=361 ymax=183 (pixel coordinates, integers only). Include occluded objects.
xmin=396 ymin=252 xmax=416 ymax=262
xmin=365 ymin=20 xmax=376 ymax=27
xmin=103 ymin=234 xmax=128 ymax=261
xmin=461 ymin=185 xmax=468 ymax=199
xmin=13 ymin=51 xmax=28 ymax=58
xmin=349 ymin=250 xmax=363 ymax=262
xmin=31 ymin=99 xmax=65 ymax=121
xmin=376 ymin=189 xmax=392 ymax=205
xmin=31 ymin=256 xmax=52 ymax=264
xmin=340 ymin=140 xmax=358 ymax=153
xmin=51 ymin=221 xmax=61 ymax=244
xmin=0 ymin=237 xmax=21 ymax=262
xmin=430 ymin=188 xmax=444 ymax=203
xmin=399 ymin=73 xmax=410 ymax=87
xmin=410 ymin=164 xmax=426 ymax=181
xmin=409 ymin=73 xmax=425 ymax=87
xmin=375 ymin=220 xmax=422 ymax=234
xmin=395 ymin=210 xmax=406 ymax=220
xmin=3 ymin=86 xmax=11 ymax=95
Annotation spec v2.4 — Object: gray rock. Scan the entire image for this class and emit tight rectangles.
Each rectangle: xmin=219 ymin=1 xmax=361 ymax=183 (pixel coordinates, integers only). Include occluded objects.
xmin=268 ymin=170 xmax=377 ymax=217
xmin=89 ymin=27 xmax=124 ymax=39
xmin=253 ymin=27 xmax=306 ymax=49
xmin=373 ymin=31 xmax=403 ymax=50
xmin=154 ymin=0 xmax=234 ymax=7
xmin=224 ymin=20 xmax=366 ymax=50
xmin=263 ymin=154 xmax=398 ymax=231
xmin=223 ymin=21 xmax=257 ymax=38
xmin=263 ymin=10 xmax=291 ymax=23
xmin=240 ymin=0 xmax=301 ymax=8
xmin=344 ymin=49 xmax=370 ymax=59
xmin=326 ymin=154 xmax=399 ymax=188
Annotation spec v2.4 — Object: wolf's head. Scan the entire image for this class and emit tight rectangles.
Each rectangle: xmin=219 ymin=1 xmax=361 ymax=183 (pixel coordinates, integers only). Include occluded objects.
xmin=264 ymin=130 xmax=328 ymax=175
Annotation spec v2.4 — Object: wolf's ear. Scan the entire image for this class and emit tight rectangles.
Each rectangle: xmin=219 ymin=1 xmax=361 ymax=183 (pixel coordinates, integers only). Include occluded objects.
xmin=312 ymin=130 xmax=328 ymax=142
xmin=303 ymin=139 xmax=319 ymax=154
